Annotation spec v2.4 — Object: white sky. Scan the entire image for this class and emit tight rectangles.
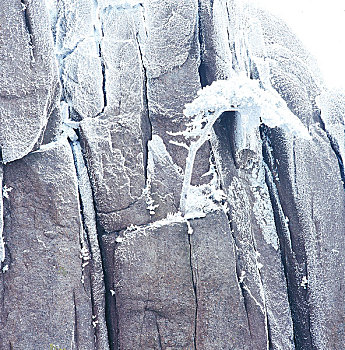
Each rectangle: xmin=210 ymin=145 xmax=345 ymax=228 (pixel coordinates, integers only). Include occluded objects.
xmin=254 ymin=0 xmax=345 ymax=91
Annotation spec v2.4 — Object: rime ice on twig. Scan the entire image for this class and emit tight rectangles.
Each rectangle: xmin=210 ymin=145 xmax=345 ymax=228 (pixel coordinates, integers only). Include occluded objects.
xmin=177 ymin=74 xmax=310 ymax=216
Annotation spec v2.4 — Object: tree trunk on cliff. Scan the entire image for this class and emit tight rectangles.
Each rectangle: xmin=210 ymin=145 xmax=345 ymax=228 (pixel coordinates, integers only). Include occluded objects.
xmin=1 ymin=1 xmax=344 ymax=349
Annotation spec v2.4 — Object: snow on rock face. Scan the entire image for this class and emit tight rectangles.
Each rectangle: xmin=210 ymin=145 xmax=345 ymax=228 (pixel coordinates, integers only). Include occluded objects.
xmin=100 ymin=0 xmax=143 ymax=10
xmin=266 ymin=126 xmax=345 ymax=349
xmin=138 ymin=0 xmax=212 ymax=183
xmin=51 ymin=0 xmax=104 ymax=120
xmin=61 ymin=40 xmax=104 ymax=119
xmin=146 ymin=135 xmax=183 ymax=219
xmin=317 ymin=90 xmax=345 ymax=168
xmin=100 ymin=4 xmax=147 ymax=116
xmin=0 ymin=139 xmax=95 ymax=349
xmin=178 ymin=74 xmax=310 ymax=215
xmin=210 ymin=109 xmax=295 ymax=349
xmin=250 ymin=7 xmax=322 ymax=127
xmin=79 ymin=116 xmax=149 ymax=232
xmin=184 ymin=76 xmax=310 ymax=139
xmin=1 ymin=0 xmax=344 ymax=348
xmin=198 ymin=0 xmax=235 ymax=84
xmin=143 ymin=0 xmax=199 ymax=79
xmin=0 ymin=0 xmax=60 ymax=163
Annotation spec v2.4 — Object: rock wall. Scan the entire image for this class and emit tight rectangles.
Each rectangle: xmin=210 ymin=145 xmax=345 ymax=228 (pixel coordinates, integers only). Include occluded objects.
xmin=0 ymin=1 xmax=344 ymax=349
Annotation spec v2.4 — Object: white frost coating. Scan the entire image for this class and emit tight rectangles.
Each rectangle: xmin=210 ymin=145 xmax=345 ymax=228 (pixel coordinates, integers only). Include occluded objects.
xmin=60 ymin=101 xmax=79 ymax=142
xmin=31 ymin=102 xmax=79 ymax=154
xmin=2 ymin=185 xmax=12 ymax=199
xmin=126 ymin=212 xmax=186 ymax=234
xmin=100 ymin=0 xmax=143 ymax=10
xmin=245 ymin=14 xmax=271 ymax=87
xmin=1 ymin=113 xmax=47 ymax=164
xmin=177 ymin=74 xmax=310 ymax=215
xmin=69 ymin=131 xmax=110 ymax=350
xmin=225 ymin=1 xmax=270 ymax=86
xmin=145 ymin=135 xmax=183 ymax=214
xmin=301 ymin=276 xmax=308 ymax=289
xmin=48 ymin=0 xmax=105 ymax=119
xmin=316 ymin=90 xmax=345 ymax=164
xmin=239 ymin=271 xmax=246 ymax=283
xmin=71 ymin=140 xmax=97 ymax=243
xmin=148 ymin=135 xmax=183 ymax=175
xmin=263 ymin=162 xmax=293 ymax=251
xmin=144 ymin=138 xmax=160 ymax=215
xmin=146 ymin=135 xmax=225 ymax=227
xmin=115 ymin=213 xmax=186 ymax=260
xmin=118 ymin=208 xmax=212 ymax=254
xmin=44 ymin=0 xmax=57 ymax=25
xmin=183 ymin=76 xmax=310 ymax=138
xmin=146 ymin=136 xmax=180 ymax=211
xmin=242 ymin=284 xmax=266 ymax=315
xmin=186 ymin=220 xmax=193 ymax=235
xmin=250 ymin=167 xmax=280 ymax=251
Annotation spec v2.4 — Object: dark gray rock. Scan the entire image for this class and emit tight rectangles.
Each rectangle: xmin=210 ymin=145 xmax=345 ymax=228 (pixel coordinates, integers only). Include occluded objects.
xmin=189 ymin=210 xmax=252 ymax=349
xmin=254 ymin=8 xmax=321 ymax=127
xmin=0 ymin=140 xmax=95 ymax=349
xmin=79 ymin=116 xmax=150 ymax=233
xmin=76 ymin=0 xmax=210 ymax=234
xmin=68 ymin=5 xmax=152 ymax=233
xmin=142 ymin=0 xmax=211 ymax=186
xmin=0 ymin=165 xmax=4 ymax=263
xmin=54 ymin=0 xmax=104 ymax=120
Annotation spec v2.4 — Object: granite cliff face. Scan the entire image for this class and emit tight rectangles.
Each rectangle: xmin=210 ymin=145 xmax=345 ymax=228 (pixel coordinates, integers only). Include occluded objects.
xmin=0 ymin=1 xmax=344 ymax=349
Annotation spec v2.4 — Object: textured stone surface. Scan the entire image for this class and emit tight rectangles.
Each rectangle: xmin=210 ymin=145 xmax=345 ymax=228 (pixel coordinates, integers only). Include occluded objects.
xmin=0 ymin=166 xmax=4 ymax=263
xmin=0 ymin=0 xmax=60 ymax=163
xmin=75 ymin=0 xmax=209 ymax=234
xmin=113 ymin=221 xmax=196 ymax=349
xmin=0 ymin=140 xmax=95 ymax=349
xmin=1 ymin=1 xmax=345 ymax=349
xmin=255 ymin=8 xmax=321 ymax=127
xmin=265 ymin=128 xmax=345 ymax=349
xmin=211 ymin=113 xmax=295 ymax=350
xmin=54 ymin=0 xmax=104 ymax=120
xmin=142 ymin=0 xmax=211 ymax=187
xmin=189 ymin=210 xmax=252 ymax=349
xmin=79 ymin=116 xmax=149 ymax=233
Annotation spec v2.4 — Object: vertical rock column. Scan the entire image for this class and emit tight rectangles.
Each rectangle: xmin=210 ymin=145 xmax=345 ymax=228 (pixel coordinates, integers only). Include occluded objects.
xmin=264 ymin=128 xmax=345 ymax=350
xmin=0 ymin=140 xmax=95 ymax=349
xmin=0 ymin=0 xmax=60 ymax=163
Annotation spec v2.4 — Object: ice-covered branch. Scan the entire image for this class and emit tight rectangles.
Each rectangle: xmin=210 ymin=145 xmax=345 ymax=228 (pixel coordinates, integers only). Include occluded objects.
xmin=179 ymin=74 xmax=310 ymax=216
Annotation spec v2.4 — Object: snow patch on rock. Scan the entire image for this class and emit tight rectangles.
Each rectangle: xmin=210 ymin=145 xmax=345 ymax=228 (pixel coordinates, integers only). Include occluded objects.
xmin=183 ymin=76 xmax=310 ymax=139
xmin=101 ymin=0 xmax=143 ymax=11
xmin=177 ymin=74 xmax=310 ymax=216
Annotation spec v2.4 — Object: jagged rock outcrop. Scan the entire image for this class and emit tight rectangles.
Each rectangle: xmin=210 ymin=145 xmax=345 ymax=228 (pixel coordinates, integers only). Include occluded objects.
xmin=0 ymin=0 xmax=60 ymax=163
xmin=1 ymin=1 xmax=344 ymax=349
